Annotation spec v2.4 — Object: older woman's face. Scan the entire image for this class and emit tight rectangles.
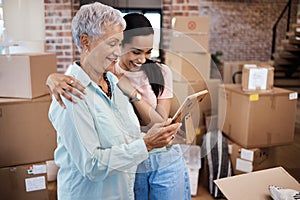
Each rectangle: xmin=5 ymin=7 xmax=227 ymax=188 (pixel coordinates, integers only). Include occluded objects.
xmin=85 ymin=25 xmax=124 ymax=73
xmin=120 ymin=34 xmax=154 ymax=72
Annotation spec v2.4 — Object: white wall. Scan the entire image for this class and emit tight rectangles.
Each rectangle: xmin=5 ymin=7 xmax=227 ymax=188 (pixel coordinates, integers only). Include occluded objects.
xmin=2 ymin=0 xmax=45 ymax=53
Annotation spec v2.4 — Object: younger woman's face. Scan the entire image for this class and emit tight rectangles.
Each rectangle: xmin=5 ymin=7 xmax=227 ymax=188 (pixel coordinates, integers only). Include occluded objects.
xmin=120 ymin=34 xmax=154 ymax=72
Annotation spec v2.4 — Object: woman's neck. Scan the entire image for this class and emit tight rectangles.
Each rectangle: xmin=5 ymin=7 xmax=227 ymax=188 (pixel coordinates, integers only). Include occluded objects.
xmin=79 ymin=58 xmax=104 ymax=84
xmin=118 ymin=59 xmax=129 ymax=71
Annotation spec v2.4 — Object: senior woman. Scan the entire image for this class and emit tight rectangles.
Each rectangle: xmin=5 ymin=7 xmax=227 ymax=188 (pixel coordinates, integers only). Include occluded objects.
xmin=48 ymin=3 xmax=181 ymax=200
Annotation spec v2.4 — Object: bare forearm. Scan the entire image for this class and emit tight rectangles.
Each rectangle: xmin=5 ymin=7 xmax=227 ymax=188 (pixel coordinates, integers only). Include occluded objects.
xmin=132 ymin=98 xmax=171 ymax=128
xmin=133 ymin=99 xmax=165 ymax=126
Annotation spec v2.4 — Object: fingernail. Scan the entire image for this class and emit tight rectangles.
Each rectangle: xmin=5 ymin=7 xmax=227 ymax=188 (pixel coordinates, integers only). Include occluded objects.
xmin=73 ymin=99 xmax=78 ymax=103
xmin=80 ymin=95 xmax=85 ymax=99
xmin=83 ymin=90 xmax=87 ymax=94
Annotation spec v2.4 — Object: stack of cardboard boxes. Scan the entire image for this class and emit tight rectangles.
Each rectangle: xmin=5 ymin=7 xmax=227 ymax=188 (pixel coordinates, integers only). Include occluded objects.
xmin=166 ymin=16 xmax=221 ymax=135
xmin=218 ymin=63 xmax=298 ymax=175
xmin=0 ymin=53 xmax=58 ymax=200
xmin=165 ymin=16 xmax=223 ymax=196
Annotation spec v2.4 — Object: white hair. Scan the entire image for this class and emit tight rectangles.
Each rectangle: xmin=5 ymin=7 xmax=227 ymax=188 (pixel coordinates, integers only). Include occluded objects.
xmin=72 ymin=2 xmax=126 ymax=51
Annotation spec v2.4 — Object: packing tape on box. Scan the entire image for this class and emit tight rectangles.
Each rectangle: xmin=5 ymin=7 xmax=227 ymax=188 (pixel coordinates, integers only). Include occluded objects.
xmin=249 ymin=94 xmax=259 ymax=101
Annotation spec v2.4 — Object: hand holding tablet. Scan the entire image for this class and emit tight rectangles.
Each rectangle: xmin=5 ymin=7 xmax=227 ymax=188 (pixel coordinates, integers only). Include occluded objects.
xmin=171 ymin=89 xmax=208 ymax=124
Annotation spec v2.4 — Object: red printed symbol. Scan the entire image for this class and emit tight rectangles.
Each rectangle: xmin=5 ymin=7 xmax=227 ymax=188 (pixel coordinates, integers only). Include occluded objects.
xmin=187 ymin=21 xmax=196 ymax=30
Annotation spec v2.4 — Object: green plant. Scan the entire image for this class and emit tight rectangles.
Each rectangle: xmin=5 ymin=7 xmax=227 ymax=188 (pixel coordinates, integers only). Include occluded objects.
xmin=211 ymin=50 xmax=223 ymax=66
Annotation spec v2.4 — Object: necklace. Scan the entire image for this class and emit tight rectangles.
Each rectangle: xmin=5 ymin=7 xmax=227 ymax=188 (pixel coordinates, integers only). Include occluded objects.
xmin=98 ymin=72 xmax=112 ymax=99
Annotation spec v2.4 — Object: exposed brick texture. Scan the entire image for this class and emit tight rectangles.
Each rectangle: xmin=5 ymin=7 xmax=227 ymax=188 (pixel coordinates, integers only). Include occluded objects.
xmin=44 ymin=0 xmax=299 ymax=71
xmin=198 ymin=0 xmax=299 ymax=62
xmin=44 ymin=0 xmax=79 ymax=71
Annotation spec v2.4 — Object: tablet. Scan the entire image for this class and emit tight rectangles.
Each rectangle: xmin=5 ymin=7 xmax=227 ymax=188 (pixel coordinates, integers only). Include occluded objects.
xmin=171 ymin=89 xmax=208 ymax=124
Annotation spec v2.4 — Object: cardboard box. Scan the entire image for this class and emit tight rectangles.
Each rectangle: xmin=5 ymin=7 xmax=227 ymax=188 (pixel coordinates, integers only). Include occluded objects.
xmin=165 ymin=51 xmax=211 ymax=81
xmin=48 ymin=181 xmax=57 ymax=200
xmin=171 ymin=16 xmax=210 ymax=33
xmin=222 ymin=61 xmax=244 ymax=84
xmin=195 ymin=125 xmax=207 ymax=146
xmin=214 ymin=167 xmax=300 ymax=200
xmin=170 ymin=16 xmax=210 ymax=53
xmin=242 ymin=64 xmax=274 ymax=92
xmin=222 ymin=61 xmax=273 ymax=84
xmin=218 ymin=84 xmax=298 ymax=148
xmin=169 ymin=32 xmax=209 ymax=53
xmin=0 ymin=162 xmax=49 ymax=200
xmin=0 ymin=95 xmax=57 ymax=167
xmin=0 ymin=53 xmax=57 ymax=98
xmin=204 ymin=110 xmax=218 ymax=132
xmin=227 ymin=138 xmax=277 ymax=175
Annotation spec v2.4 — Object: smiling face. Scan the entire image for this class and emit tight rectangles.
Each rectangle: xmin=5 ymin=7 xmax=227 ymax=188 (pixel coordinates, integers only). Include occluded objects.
xmin=119 ymin=34 xmax=154 ymax=72
xmin=81 ymin=25 xmax=124 ymax=82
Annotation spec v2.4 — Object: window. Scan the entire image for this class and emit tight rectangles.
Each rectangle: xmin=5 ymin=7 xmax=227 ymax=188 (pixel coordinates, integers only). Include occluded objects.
xmin=0 ymin=0 xmax=3 ymax=41
xmin=0 ymin=0 xmax=4 ymax=53
xmin=79 ymin=1 xmax=163 ymax=60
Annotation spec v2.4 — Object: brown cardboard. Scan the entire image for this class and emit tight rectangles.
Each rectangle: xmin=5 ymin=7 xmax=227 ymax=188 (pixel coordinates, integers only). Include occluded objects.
xmin=0 ymin=53 xmax=57 ymax=98
xmin=214 ymin=167 xmax=300 ymax=200
xmin=48 ymin=181 xmax=57 ymax=200
xmin=204 ymin=110 xmax=218 ymax=132
xmin=222 ymin=61 xmax=273 ymax=84
xmin=169 ymin=32 xmax=209 ymax=53
xmin=195 ymin=125 xmax=207 ymax=146
xmin=242 ymin=64 xmax=274 ymax=92
xmin=171 ymin=16 xmax=210 ymax=33
xmin=227 ymin=138 xmax=277 ymax=175
xmin=218 ymin=84 xmax=298 ymax=148
xmin=0 ymin=162 xmax=49 ymax=200
xmin=222 ymin=61 xmax=244 ymax=83
xmin=170 ymin=16 xmax=210 ymax=53
xmin=165 ymin=51 xmax=211 ymax=81
xmin=0 ymin=95 xmax=57 ymax=167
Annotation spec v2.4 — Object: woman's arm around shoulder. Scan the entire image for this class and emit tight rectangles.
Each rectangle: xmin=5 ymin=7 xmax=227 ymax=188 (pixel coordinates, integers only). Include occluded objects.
xmin=46 ymin=73 xmax=86 ymax=108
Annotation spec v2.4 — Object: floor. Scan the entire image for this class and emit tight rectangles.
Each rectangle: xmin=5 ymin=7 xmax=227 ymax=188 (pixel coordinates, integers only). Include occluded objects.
xmin=191 ymin=98 xmax=300 ymax=200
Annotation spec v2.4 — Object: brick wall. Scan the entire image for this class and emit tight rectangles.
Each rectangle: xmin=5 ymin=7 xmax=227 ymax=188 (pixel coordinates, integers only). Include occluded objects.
xmin=44 ymin=0 xmax=79 ymax=72
xmin=163 ymin=0 xmax=299 ymax=63
xmin=44 ymin=0 xmax=299 ymax=71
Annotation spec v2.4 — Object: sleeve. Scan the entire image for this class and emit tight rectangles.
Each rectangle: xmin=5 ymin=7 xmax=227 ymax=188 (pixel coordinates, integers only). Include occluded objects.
xmin=158 ymin=63 xmax=173 ymax=99
xmin=49 ymin=96 xmax=148 ymax=182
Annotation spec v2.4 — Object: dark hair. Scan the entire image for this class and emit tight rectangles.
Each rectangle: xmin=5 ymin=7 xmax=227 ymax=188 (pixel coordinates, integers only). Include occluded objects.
xmin=141 ymin=59 xmax=165 ymax=97
xmin=122 ymin=13 xmax=154 ymax=45
xmin=123 ymin=13 xmax=164 ymax=97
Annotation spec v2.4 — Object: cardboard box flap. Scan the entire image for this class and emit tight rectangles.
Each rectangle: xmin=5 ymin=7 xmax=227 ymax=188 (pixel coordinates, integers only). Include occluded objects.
xmin=0 ymin=94 xmax=51 ymax=105
xmin=171 ymin=16 xmax=210 ymax=33
xmin=223 ymin=84 xmax=298 ymax=97
xmin=214 ymin=167 xmax=300 ymax=200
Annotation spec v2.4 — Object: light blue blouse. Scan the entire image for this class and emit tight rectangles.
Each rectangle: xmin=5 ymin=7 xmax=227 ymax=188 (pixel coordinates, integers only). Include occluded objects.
xmin=48 ymin=62 xmax=149 ymax=200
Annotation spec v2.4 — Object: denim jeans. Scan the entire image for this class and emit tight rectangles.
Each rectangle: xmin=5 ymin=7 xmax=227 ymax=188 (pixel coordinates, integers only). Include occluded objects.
xmin=134 ymin=145 xmax=191 ymax=200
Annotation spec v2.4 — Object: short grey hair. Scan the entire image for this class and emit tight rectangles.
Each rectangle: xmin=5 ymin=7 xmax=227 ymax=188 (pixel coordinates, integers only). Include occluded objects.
xmin=72 ymin=2 xmax=126 ymax=51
